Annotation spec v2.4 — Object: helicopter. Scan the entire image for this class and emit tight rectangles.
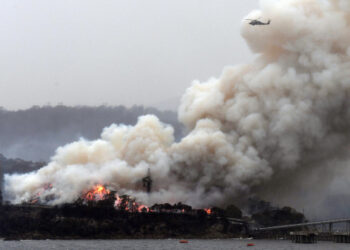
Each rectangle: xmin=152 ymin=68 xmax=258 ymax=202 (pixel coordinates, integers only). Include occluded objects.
xmin=245 ymin=18 xmax=271 ymax=26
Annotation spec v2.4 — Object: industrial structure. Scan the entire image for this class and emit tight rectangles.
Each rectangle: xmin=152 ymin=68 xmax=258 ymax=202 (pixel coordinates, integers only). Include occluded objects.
xmin=142 ymin=168 xmax=152 ymax=193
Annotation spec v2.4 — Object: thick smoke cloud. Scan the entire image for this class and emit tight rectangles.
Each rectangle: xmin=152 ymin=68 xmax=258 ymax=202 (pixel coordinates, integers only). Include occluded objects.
xmin=4 ymin=0 xmax=350 ymax=216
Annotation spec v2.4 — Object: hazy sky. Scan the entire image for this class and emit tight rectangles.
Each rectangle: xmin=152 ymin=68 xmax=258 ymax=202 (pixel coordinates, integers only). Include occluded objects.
xmin=0 ymin=0 xmax=259 ymax=111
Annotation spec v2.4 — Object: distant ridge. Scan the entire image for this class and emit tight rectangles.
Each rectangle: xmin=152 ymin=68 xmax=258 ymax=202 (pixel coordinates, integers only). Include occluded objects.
xmin=0 ymin=105 xmax=184 ymax=161
xmin=0 ymin=153 xmax=45 ymax=189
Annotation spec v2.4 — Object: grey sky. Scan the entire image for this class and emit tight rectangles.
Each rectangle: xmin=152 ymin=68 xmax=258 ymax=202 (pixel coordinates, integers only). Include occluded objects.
xmin=0 ymin=0 xmax=259 ymax=111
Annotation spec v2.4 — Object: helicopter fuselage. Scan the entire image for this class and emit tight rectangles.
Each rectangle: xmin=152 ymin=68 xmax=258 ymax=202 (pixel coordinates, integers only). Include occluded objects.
xmin=248 ymin=19 xmax=271 ymax=26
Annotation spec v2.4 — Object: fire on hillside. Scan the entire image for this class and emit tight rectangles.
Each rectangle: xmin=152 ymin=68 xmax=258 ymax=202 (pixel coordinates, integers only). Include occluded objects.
xmin=27 ymin=183 xmax=214 ymax=216
xmin=82 ymin=184 xmax=213 ymax=215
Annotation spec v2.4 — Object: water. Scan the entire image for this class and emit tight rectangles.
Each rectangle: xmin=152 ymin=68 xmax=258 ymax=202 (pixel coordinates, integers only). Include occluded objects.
xmin=1 ymin=239 xmax=349 ymax=250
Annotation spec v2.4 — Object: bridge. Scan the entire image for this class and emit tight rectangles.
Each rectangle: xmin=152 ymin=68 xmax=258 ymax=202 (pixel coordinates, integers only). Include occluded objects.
xmin=259 ymin=218 xmax=350 ymax=231
xmin=255 ymin=218 xmax=350 ymax=243
xmin=220 ymin=217 xmax=246 ymax=225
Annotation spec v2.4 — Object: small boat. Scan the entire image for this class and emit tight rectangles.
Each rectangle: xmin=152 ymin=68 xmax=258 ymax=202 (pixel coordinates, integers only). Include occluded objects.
xmin=179 ymin=240 xmax=189 ymax=243
xmin=247 ymin=243 xmax=255 ymax=247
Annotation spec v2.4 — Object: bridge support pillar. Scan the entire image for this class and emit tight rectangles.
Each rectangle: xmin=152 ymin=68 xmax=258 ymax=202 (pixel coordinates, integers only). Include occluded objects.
xmin=329 ymin=223 xmax=333 ymax=233
xmin=333 ymin=233 xmax=350 ymax=243
xmin=290 ymin=232 xmax=317 ymax=244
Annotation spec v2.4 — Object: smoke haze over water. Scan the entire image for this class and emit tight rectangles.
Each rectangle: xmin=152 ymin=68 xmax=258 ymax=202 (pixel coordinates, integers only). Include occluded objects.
xmin=4 ymin=0 xmax=350 ymax=218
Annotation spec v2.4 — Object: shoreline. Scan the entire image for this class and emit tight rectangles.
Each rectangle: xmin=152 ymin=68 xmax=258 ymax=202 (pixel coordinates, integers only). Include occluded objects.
xmin=0 ymin=233 xmax=246 ymax=240
xmin=2 ymin=236 xmax=248 ymax=241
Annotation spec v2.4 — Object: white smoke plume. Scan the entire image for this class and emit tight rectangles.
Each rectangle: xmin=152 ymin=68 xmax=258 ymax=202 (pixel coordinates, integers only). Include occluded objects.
xmin=4 ymin=0 xmax=350 ymax=215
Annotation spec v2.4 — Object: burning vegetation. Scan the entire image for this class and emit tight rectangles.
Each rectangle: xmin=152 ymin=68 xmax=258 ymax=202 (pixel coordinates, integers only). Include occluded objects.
xmin=28 ymin=183 xmax=53 ymax=204
xmin=24 ymin=181 xmax=216 ymax=217
xmin=80 ymin=184 xmax=213 ymax=215
xmin=84 ymin=185 xmax=110 ymax=201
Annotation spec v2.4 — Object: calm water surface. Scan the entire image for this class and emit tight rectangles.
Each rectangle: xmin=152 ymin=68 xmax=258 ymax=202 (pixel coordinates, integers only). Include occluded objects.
xmin=1 ymin=239 xmax=349 ymax=250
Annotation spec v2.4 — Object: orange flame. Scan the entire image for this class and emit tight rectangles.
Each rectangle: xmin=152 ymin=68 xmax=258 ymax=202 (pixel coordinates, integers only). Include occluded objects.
xmin=138 ymin=204 xmax=150 ymax=212
xmin=114 ymin=194 xmax=151 ymax=212
xmin=204 ymin=208 xmax=212 ymax=215
xmin=84 ymin=184 xmax=110 ymax=201
xmin=83 ymin=188 xmax=152 ymax=213
xmin=115 ymin=194 xmax=123 ymax=207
